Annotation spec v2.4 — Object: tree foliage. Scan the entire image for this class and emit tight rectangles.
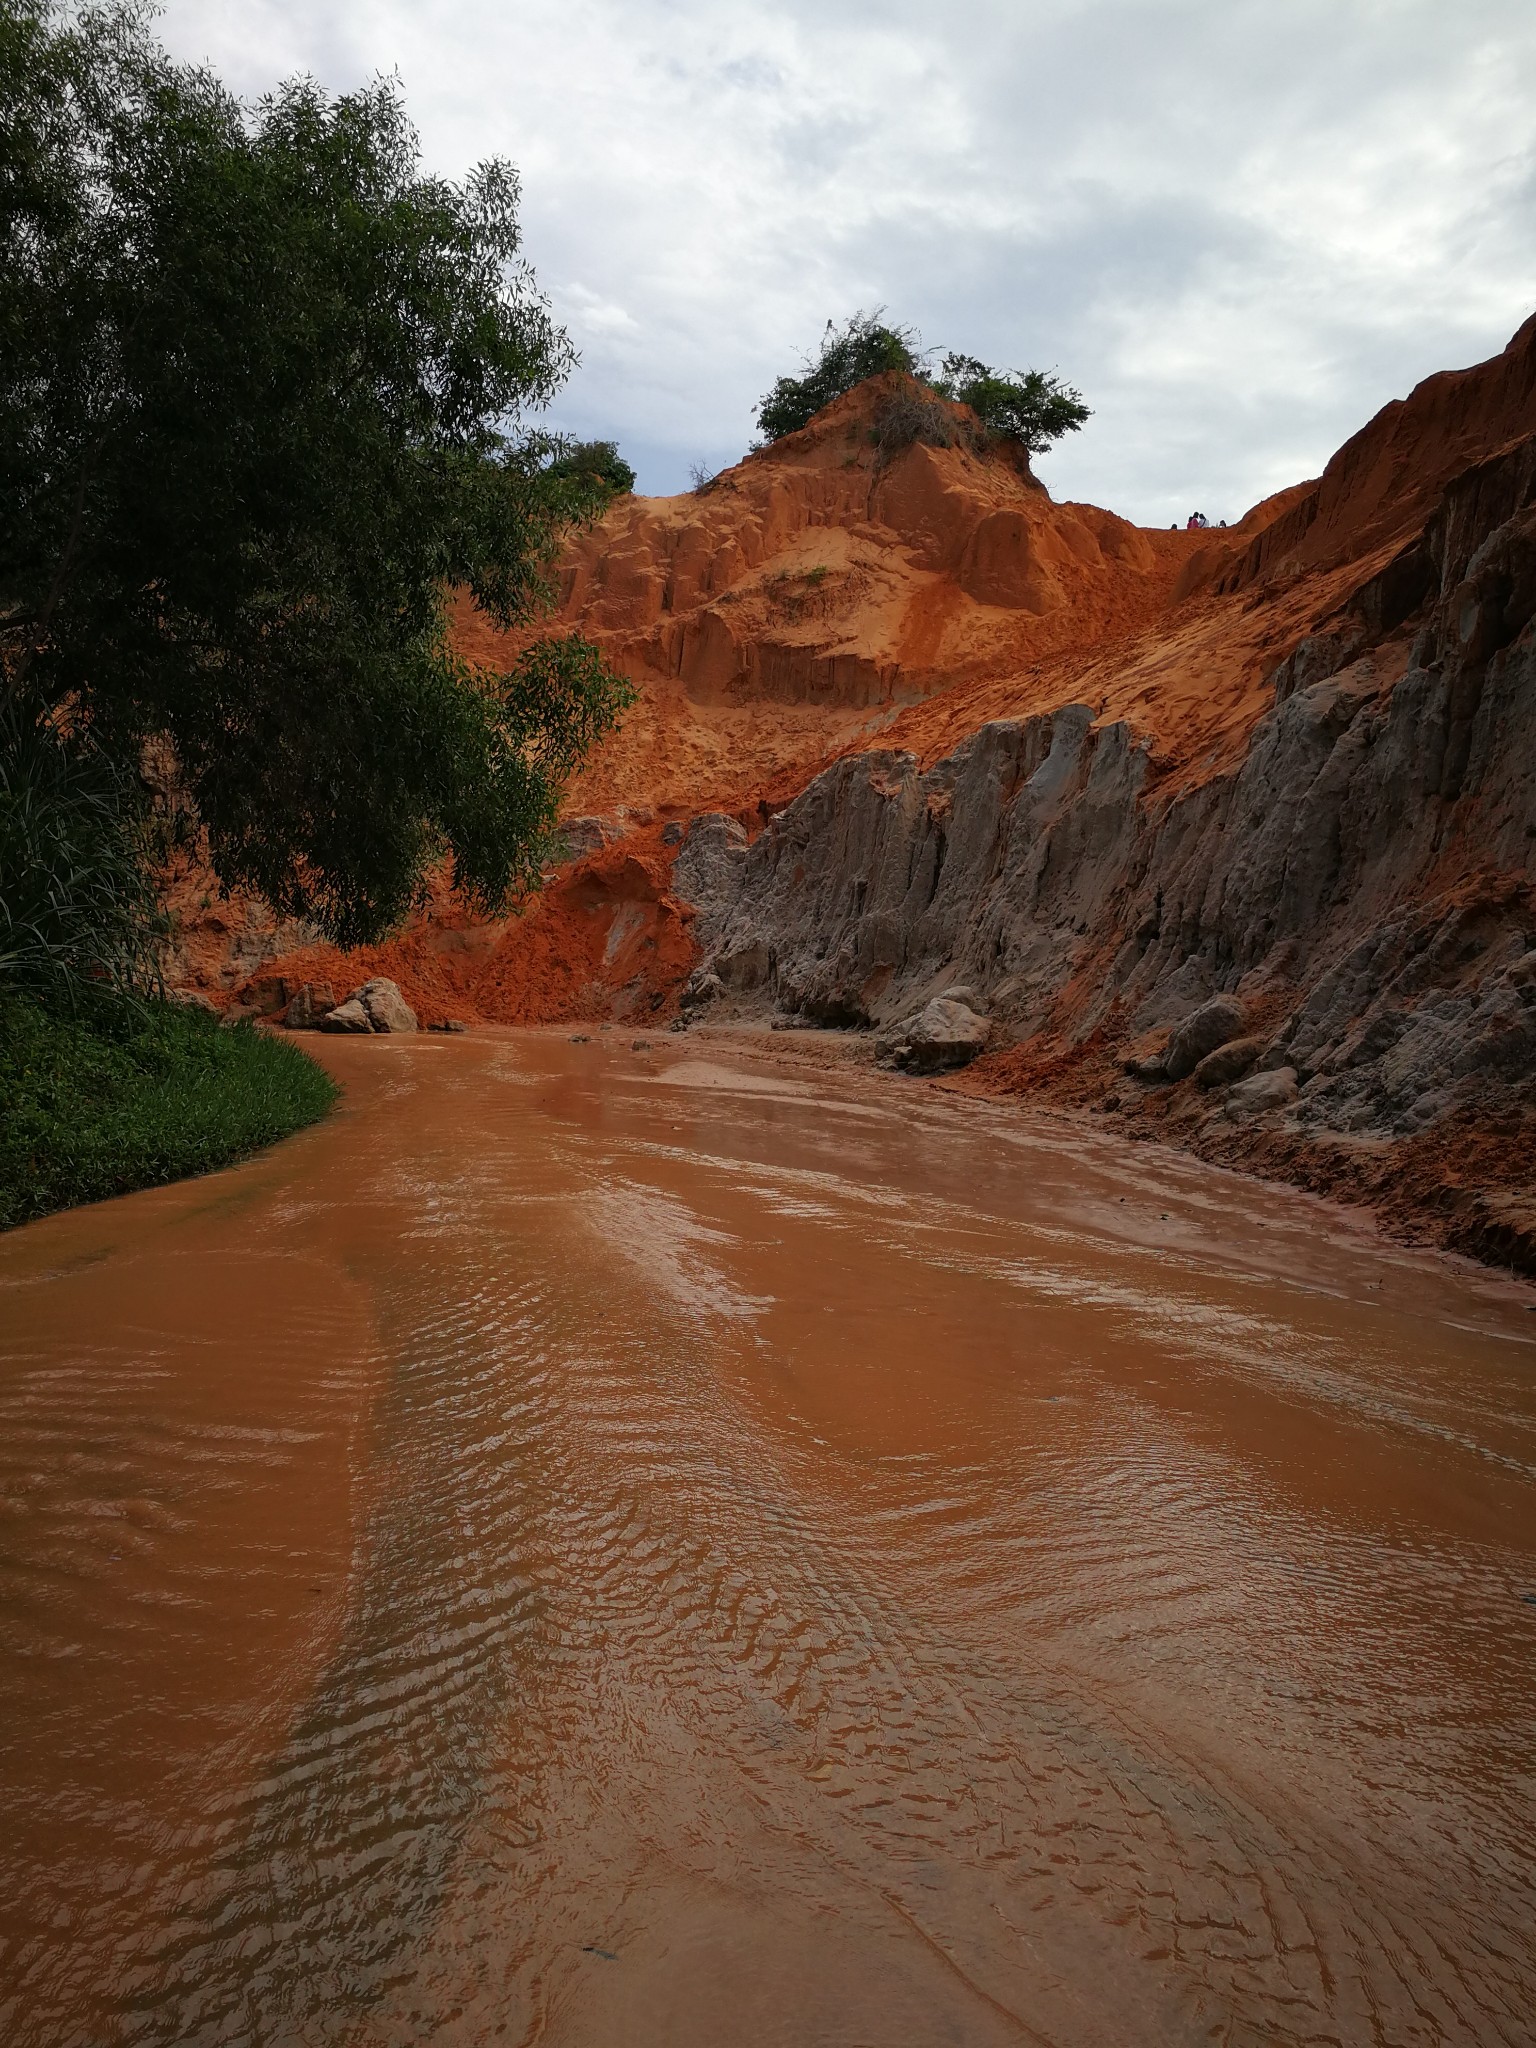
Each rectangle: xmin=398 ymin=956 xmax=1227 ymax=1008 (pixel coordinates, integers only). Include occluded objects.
xmin=755 ymin=310 xmax=919 ymax=442
xmin=926 ymin=353 xmax=1090 ymax=456
xmin=0 ymin=0 xmax=632 ymax=947
xmin=543 ymin=438 xmax=636 ymax=498
xmin=754 ymin=313 xmax=1090 ymax=461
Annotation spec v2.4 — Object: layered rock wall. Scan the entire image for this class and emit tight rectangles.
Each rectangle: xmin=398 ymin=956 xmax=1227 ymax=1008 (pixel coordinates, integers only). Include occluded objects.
xmin=682 ymin=431 xmax=1536 ymax=1161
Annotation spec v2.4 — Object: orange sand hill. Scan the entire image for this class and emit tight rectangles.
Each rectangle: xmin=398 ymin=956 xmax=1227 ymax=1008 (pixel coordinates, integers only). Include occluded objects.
xmin=211 ymin=320 xmax=1535 ymax=1060
xmin=454 ymin=374 xmax=1205 ymax=821
xmin=200 ymin=375 xmax=1221 ymax=1024
xmin=872 ymin=315 xmax=1536 ymax=795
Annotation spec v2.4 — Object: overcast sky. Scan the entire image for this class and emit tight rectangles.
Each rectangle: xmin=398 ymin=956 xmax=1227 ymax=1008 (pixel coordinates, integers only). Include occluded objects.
xmin=157 ymin=0 xmax=1536 ymax=525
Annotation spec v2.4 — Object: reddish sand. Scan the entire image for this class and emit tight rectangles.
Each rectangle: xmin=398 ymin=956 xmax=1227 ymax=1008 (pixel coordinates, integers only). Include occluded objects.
xmin=211 ymin=830 xmax=696 ymax=1030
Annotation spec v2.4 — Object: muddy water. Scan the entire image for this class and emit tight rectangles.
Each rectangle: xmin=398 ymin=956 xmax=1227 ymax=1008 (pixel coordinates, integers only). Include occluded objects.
xmin=1 ymin=1032 xmax=1534 ymax=2048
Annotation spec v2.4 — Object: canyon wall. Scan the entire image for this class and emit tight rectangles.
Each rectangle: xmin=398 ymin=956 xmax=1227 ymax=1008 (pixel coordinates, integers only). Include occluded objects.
xmin=671 ymin=342 xmax=1536 ymax=1264
xmin=211 ymin=318 xmax=1536 ymax=1262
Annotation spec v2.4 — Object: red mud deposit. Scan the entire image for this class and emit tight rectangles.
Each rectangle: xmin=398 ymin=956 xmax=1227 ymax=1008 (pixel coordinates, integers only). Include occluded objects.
xmin=215 ymin=830 xmax=696 ymax=1029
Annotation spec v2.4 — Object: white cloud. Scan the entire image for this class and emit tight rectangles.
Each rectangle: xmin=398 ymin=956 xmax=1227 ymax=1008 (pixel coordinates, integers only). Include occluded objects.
xmin=155 ymin=0 xmax=1536 ymax=522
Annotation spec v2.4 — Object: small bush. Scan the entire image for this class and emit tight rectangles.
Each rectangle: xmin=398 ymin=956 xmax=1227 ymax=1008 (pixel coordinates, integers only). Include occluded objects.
xmin=754 ymin=318 xmax=1090 ymax=459
xmin=870 ymin=390 xmax=977 ymax=465
xmin=543 ymin=439 xmax=636 ymax=497
xmin=927 ymin=354 xmax=1090 ymax=455
xmin=0 ymin=991 xmax=338 ymax=1231
xmin=756 ymin=310 xmax=919 ymax=442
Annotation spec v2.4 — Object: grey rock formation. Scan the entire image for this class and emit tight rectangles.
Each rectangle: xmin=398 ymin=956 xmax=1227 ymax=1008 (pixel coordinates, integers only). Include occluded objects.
xmin=558 ymin=815 xmax=627 ymax=861
xmin=878 ymin=997 xmax=991 ymax=1073
xmin=353 ymin=978 xmax=418 ymax=1033
xmin=320 ymin=998 xmax=372 ymax=1033
xmin=1191 ymin=1035 xmax=1264 ymax=1089
xmin=320 ymin=979 xmax=417 ymax=1034
xmin=671 ymin=813 xmax=748 ymax=954
xmin=1164 ymin=997 xmax=1248 ymax=1081
xmin=1224 ymin=1068 xmax=1299 ymax=1117
xmin=668 ymin=430 xmax=1536 ymax=1157
xmin=285 ymin=981 xmax=335 ymax=1030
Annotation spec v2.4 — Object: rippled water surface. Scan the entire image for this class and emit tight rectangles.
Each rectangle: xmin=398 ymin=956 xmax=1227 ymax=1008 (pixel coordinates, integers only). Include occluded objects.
xmin=2 ymin=1029 xmax=1534 ymax=2047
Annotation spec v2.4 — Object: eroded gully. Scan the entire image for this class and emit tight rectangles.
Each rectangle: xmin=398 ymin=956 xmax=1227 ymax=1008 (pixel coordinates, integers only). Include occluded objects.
xmin=1 ymin=1029 xmax=1533 ymax=2047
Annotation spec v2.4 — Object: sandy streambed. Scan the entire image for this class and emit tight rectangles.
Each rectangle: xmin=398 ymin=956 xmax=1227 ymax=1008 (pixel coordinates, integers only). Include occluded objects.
xmin=1 ymin=1029 xmax=1533 ymax=2046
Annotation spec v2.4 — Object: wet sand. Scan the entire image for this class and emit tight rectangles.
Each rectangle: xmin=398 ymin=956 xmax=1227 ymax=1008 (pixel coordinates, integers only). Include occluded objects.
xmin=1 ymin=1029 xmax=1533 ymax=2046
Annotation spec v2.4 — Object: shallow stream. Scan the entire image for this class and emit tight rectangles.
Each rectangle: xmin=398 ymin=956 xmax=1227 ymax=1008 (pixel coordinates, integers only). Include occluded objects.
xmin=2 ymin=1030 xmax=1533 ymax=2046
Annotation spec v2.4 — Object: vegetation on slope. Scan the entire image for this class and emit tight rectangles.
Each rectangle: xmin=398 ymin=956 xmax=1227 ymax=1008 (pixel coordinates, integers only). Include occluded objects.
xmin=1 ymin=691 xmax=336 ymax=1230
xmin=755 ymin=311 xmax=1090 ymax=457
xmin=757 ymin=312 xmax=924 ymax=440
xmin=544 ymin=439 xmax=638 ymax=497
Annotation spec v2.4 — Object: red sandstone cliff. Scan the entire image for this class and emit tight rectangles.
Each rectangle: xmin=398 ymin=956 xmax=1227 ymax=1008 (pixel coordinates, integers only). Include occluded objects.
xmin=193 ymin=322 xmax=1536 ymax=1265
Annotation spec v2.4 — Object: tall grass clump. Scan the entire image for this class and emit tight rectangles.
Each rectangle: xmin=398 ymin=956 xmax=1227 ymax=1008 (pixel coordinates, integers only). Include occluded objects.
xmin=0 ymin=698 xmax=166 ymax=1009
xmin=0 ymin=994 xmax=338 ymax=1230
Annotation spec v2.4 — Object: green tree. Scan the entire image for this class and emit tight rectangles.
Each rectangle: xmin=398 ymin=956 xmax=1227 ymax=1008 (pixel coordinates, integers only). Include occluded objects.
xmin=927 ymin=353 xmax=1090 ymax=455
xmin=543 ymin=438 xmax=636 ymax=498
xmin=0 ymin=0 xmax=632 ymax=951
xmin=755 ymin=310 xmax=919 ymax=442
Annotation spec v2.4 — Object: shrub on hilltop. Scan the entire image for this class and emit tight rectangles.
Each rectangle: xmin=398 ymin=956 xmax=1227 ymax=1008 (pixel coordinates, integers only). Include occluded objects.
xmin=755 ymin=315 xmax=1091 ymax=461
xmin=756 ymin=312 xmax=921 ymax=442
xmin=543 ymin=440 xmax=637 ymax=499
xmin=926 ymin=354 xmax=1090 ymax=456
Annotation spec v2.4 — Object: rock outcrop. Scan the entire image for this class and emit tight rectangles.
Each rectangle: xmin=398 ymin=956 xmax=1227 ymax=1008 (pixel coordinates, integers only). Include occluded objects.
xmin=285 ymin=981 xmax=335 ymax=1030
xmin=319 ymin=997 xmax=373 ymax=1034
xmin=877 ymin=996 xmax=992 ymax=1073
xmin=320 ymin=979 xmax=418 ymax=1034
xmin=673 ymin=386 xmax=1536 ymax=1253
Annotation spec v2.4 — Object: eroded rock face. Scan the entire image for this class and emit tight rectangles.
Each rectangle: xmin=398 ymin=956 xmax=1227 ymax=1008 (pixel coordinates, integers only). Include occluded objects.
xmin=879 ymin=997 xmax=991 ymax=1073
xmin=672 ymin=426 xmax=1536 ymax=1158
xmin=320 ymin=998 xmax=372 ymax=1034
xmin=354 ymin=979 xmax=418 ymax=1033
xmin=671 ymin=813 xmax=748 ymax=954
xmin=319 ymin=979 xmax=418 ymax=1034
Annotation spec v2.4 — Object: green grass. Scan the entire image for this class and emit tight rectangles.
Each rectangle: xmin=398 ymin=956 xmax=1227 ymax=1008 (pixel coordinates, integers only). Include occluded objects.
xmin=0 ymin=992 xmax=338 ymax=1231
